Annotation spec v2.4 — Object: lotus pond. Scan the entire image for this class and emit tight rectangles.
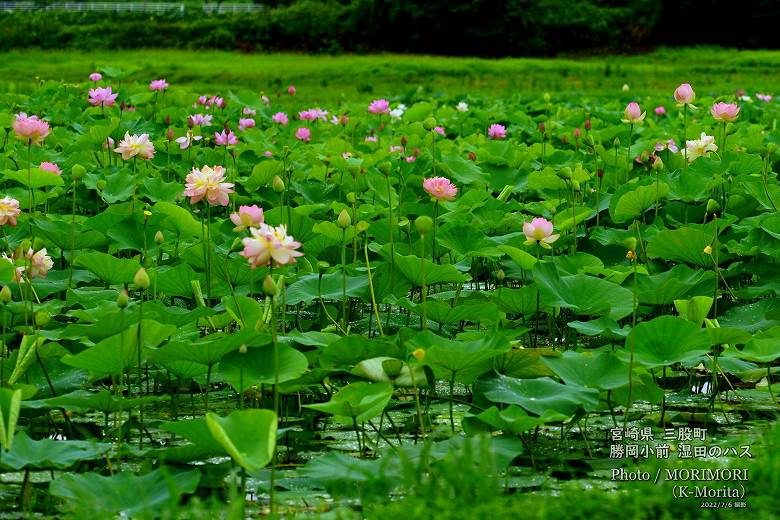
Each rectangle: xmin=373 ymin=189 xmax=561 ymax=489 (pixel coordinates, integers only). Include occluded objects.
xmin=0 ymin=70 xmax=778 ymax=519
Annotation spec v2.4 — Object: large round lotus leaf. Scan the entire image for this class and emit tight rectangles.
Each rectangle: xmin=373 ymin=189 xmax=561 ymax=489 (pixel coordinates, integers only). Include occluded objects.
xmin=476 ymin=373 xmax=599 ymax=417
xmin=734 ymin=326 xmax=780 ymax=363
xmin=534 ymin=262 xmax=635 ymax=320
xmin=542 ymin=351 xmax=629 ymax=390
xmin=304 ymin=382 xmax=393 ymax=424
xmin=50 ymin=468 xmax=200 ymax=518
xmin=626 ymin=315 xmax=710 ymax=368
xmin=219 ymin=343 xmax=309 ymax=390
xmin=205 ymin=409 xmax=277 ymax=472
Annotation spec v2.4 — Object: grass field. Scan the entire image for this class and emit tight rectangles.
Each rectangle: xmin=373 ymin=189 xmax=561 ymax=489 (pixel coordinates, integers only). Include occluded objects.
xmin=1 ymin=47 xmax=779 ymax=101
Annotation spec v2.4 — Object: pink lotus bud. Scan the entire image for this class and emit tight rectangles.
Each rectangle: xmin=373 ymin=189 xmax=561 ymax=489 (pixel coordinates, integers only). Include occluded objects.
xmin=673 ymin=83 xmax=696 ymax=104
xmin=623 ymin=102 xmax=646 ymax=124
xmin=573 ymin=128 xmax=581 ymax=139
xmin=89 ymin=72 xmax=102 ymax=82
xmin=655 ymin=106 xmax=666 ymax=116
xmin=288 ymin=85 xmax=296 ymax=96
xmin=584 ymin=119 xmax=591 ymax=130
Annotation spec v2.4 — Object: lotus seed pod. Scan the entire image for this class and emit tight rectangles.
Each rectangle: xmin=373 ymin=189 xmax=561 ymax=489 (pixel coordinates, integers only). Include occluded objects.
xmin=154 ymin=231 xmax=164 ymax=244
xmin=415 ymin=216 xmax=433 ymax=235
xmin=422 ymin=117 xmax=437 ymax=131
xmin=0 ymin=286 xmax=11 ymax=303
xmin=558 ymin=167 xmax=573 ymax=180
xmin=96 ymin=180 xmax=107 ymax=191
xmin=382 ymin=358 xmax=403 ymax=378
xmin=239 ymin=344 xmax=248 ymax=355
xmin=71 ymin=164 xmax=86 ymax=180
xmin=703 ymin=245 xmax=713 ymax=255
xmin=337 ymin=209 xmax=352 ymax=229
xmin=263 ymin=274 xmax=277 ymax=297
xmin=356 ymin=220 xmax=369 ymax=233
xmin=496 ymin=269 xmax=506 ymax=282
xmin=272 ymin=175 xmax=285 ymax=193
xmin=626 ymin=250 xmax=637 ymax=261
xmin=134 ymin=268 xmax=150 ymax=290
xmin=346 ymin=192 xmax=356 ymax=204
xmin=467 ymin=151 xmax=477 ymax=161
xmin=117 ymin=289 xmax=130 ymax=309
xmin=317 ymin=261 xmax=330 ymax=273
xmin=412 ymin=348 xmax=425 ymax=361
xmin=651 ymin=156 xmax=664 ymax=171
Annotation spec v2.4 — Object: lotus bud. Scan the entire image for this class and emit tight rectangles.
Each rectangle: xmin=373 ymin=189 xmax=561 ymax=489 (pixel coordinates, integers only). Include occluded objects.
xmin=467 ymin=151 xmax=477 ymax=161
xmin=272 ymin=175 xmax=285 ymax=193
xmin=134 ymin=268 xmax=150 ymax=290
xmin=164 ymin=115 xmax=171 ymax=126
xmin=71 ymin=164 xmax=86 ymax=180
xmin=117 ymin=289 xmax=130 ymax=309
xmin=337 ymin=209 xmax=352 ymax=229
xmin=263 ymin=274 xmax=277 ymax=297
xmin=34 ymin=311 xmax=50 ymax=328
xmin=613 ymin=137 xmax=621 ymax=148
xmin=496 ymin=269 xmax=506 ymax=282
xmin=561 ymin=134 xmax=569 ymax=145
xmin=584 ymin=119 xmax=592 ymax=130
xmin=573 ymin=128 xmax=581 ymax=139
xmin=651 ymin=155 xmax=664 ymax=171
xmin=412 ymin=348 xmax=425 ymax=361
xmin=0 ymin=286 xmax=11 ymax=303
xmin=400 ymin=135 xmax=408 ymax=146
xmin=538 ymin=122 xmax=545 ymax=133
xmin=165 ymin=128 xmax=175 ymax=141
xmin=597 ymin=169 xmax=604 ymax=178
xmin=239 ymin=344 xmax=248 ymax=355
xmin=415 ymin=216 xmax=433 ymax=235
xmin=154 ymin=231 xmax=164 ymax=244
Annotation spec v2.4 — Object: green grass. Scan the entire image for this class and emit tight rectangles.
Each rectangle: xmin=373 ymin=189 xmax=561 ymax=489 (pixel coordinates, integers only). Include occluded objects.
xmin=1 ymin=47 xmax=779 ymax=101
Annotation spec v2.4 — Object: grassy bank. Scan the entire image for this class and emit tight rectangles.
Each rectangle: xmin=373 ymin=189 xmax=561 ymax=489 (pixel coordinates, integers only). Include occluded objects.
xmin=1 ymin=47 xmax=779 ymax=101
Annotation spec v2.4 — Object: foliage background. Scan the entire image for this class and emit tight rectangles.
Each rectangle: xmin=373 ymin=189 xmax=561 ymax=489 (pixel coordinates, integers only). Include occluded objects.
xmin=1 ymin=0 xmax=778 ymax=55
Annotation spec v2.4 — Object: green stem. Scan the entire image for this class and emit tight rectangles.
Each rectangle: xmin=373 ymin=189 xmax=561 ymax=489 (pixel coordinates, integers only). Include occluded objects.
xmin=626 ymin=123 xmax=634 ymax=183
xmin=137 ymin=295 xmax=144 ymax=449
xmin=420 ymin=237 xmax=427 ymax=330
xmin=340 ymin=228 xmax=347 ymax=331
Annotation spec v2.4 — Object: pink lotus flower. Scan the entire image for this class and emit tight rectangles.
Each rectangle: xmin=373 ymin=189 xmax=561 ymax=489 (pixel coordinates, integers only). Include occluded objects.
xmin=197 ymin=95 xmax=208 ymax=105
xmin=433 ymin=126 xmax=446 ymax=136
xmin=711 ymin=102 xmax=740 ymax=122
xmin=523 ymin=217 xmax=559 ymax=249
xmin=423 ymin=177 xmax=457 ymax=201
xmin=272 ymin=112 xmax=289 ymax=125
xmin=389 ymin=145 xmax=404 ymax=153
xmin=288 ymin=85 xmax=296 ymax=96
xmin=261 ymin=95 xmax=270 ymax=105
xmin=684 ymin=132 xmax=718 ymax=163
xmin=488 ymin=124 xmax=506 ymax=140
xmin=365 ymin=136 xmax=378 ymax=143
xmin=655 ymin=106 xmax=666 ymax=116
xmin=241 ymin=223 xmax=303 ymax=268
xmin=263 ymin=150 xmax=273 ymax=158
xmin=89 ymin=72 xmax=102 ymax=82
xmin=183 ymin=165 xmax=234 ymax=206
xmin=405 ymin=156 xmax=416 ymax=163
xmin=175 ymin=131 xmax=202 ymax=150
xmin=0 ymin=196 xmax=21 ymax=226
xmin=238 ymin=118 xmax=255 ymax=131
xmin=114 ymin=132 xmax=155 ymax=161
xmin=88 ymin=86 xmax=118 ymax=107
xmin=26 ymin=248 xmax=53 ymax=279
xmin=299 ymin=108 xmax=329 ymax=122
xmin=39 ymin=162 xmax=61 ymax=175
xmin=342 ymin=152 xmax=352 ymax=159
xmin=674 ymin=83 xmax=696 ymax=104
xmin=368 ymin=99 xmax=390 ymax=114
xmin=654 ymin=139 xmax=679 ymax=153
xmin=188 ymin=114 xmax=213 ymax=127
xmin=756 ymin=93 xmax=773 ymax=102
xmin=295 ymin=127 xmax=311 ymax=142
xmin=230 ymin=205 xmax=264 ymax=232
xmin=622 ymin=102 xmax=646 ymax=124
xmin=214 ymin=129 xmax=238 ymax=146
xmin=149 ymin=79 xmax=169 ymax=92
xmin=243 ymin=107 xmax=257 ymax=115
xmin=13 ymin=113 xmax=50 ymax=145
